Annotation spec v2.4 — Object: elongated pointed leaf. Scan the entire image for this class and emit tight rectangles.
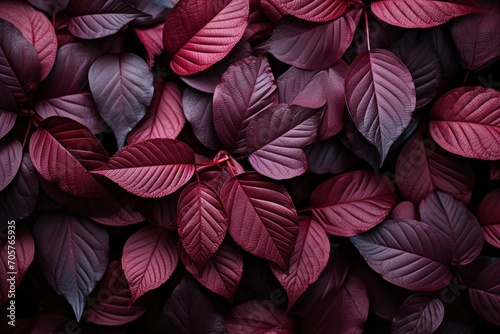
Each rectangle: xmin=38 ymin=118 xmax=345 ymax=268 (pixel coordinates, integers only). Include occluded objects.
xmin=350 ymin=219 xmax=453 ymax=291
xmin=467 ymin=260 xmax=500 ymax=326
xmin=163 ymin=0 xmax=249 ymax=75
xmin=345 ymin=49 xmax=416 ymax=163
xmin=478 ymin=188 xmax=500 ymax=248
xmin=89 ymin=53 xmax=154 ymax=148
xmin=91 ymin=138 xmax=195 ymax=198
xmin=0 ymin=138 xmax=22 ymax=192
xmin=310 ymin=170 xmax=397 ymax=237
xmin=429 ymin=86 xmax=500 ymax=160
xmin=33 ymin=211 xmax=109 ymax=321
xmin=392 ymin=293 xmax=445 ymax=334
xmin=220 ymin=172 xmax=299 ymax=269
xmin=268 ymin=0 xmax=348 ymax=22
xmin=246 ymin=104 xmax=321 ymax=180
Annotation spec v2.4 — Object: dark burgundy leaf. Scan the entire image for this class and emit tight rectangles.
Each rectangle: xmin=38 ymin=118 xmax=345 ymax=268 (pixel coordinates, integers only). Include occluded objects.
xmin=392 ymin=292 xmax=445 ymax=334
xmin=267 ymin=0 xmax=349 ymax=22
xmin=260 ymin=0 xmax=286 ymax=22
xmin=345 ymin=49 xmax=416 ymax=164
xmin=304 ymin=136 xmax=358 ymax=175
xmin=491 ymin=161 xmax=500 ymax=180
xmin=429 ymin=86 xmax=500 ymax=160
xmin=220 ymin=172 xmax=299 ymax=269
xmin=350 ymin=219 xmax=453 ymax=291
xmin=0 ymin=86 xmax=17 ymax=139
xmin=419 ymin=191 xmax=484 ymax=265
xmin=135 ymin=194 xmax=178 ymax=230
xmin=213 ymin=55 xmax=278 ymax=153
xmin=27 ymin=0 xmax=69 ymax=15
xmin=0 ymin=138 xmax=22 ymax=192
xmin=478 ymin=188 xmax=500 ymax=248
xmin=128 ymin=0 xmax=170 ymax=26
xmin=163 ymin=0 xmax=249 ymax=75
xmin=435 ymin=321 xmax=476 ymax=334
xmin=427 ymin=26 xmax=461 ymax=88
xmin=390 ymin=201 xmax=418 ymax=220
xmin=467 ymin=260 xmax=500 ymax=326
xmin=246 ymin=104 xmax=322 ymax=180
xmin=122 ymin=224 xmax=178 ymax=303
xmin=339 ymin=118 xmax=381 ymax=170
xmin=243 ymin=0 xmax=274 ymax=43
xmin=134 ymin=23 xmax=164 ymax=68
xmin=33 ymin=211 xmax=109 ymax=321
xmin=310 ymin=170 xmax=397 ymax=237
xmin=89 ymin=53 xmax=154 ymax=148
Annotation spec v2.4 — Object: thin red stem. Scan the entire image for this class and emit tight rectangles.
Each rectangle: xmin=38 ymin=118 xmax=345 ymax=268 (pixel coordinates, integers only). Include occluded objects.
xmin=226 ymin=160 xmax=236 ymax=177
xmin=195 ymin=155 xmax=230 ymax=166
xmin=364 ymin=11 xmax=371 ymax=52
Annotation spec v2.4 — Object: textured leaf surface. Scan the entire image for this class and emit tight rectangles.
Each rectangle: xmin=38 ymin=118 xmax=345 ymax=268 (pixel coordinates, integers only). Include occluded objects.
xmin=91 ymin=138 xmax=195 ymax=198
xmin=392 ymin=293 xmax=445 ymax=334
xmin=0 ymin=138 xmax=22 ymax=192
xmin=267 ymin=0 xmax=348 ymax=22
xmin=33 ymin=211 xmax=109 ymax=321
xmin=478 ymin=188 xmax=500 ymax=248
xmin=467 ymin=261 xmax=500 ymax=326
xmin=310 ymin=170 xmax=397 ymax=237
xmin=429 ymin=86 xmax=500 ymax=160
xmin=350 ymin=219 xmax=453 ymax=291
xmin=163 ymin=0 xmax=249 ymax=75
xmin=345 ymin=49 xmax=416 ymax=163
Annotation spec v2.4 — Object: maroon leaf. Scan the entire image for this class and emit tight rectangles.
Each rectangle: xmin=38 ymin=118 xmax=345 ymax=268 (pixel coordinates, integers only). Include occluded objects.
xmin=491 ymin=161 xmax=500 ymax=180
xmin=350 ymin=219 xmax=453 ymax=291
xmin=429 ymin=86 xmax=500 ymax=160
xmin=270 ymin=217 xmax=330 ymax=310
xmin=91 ymin=138 xmax=195 ymax=198
xmin=395 ymin=129 xmax=474 ymax=205
xmin=213 ymin=56 xmax=278 ymax=153
xmin=122 ymin=224 xmax=178 ymax=303
xmin=267 ymin=0 xmax=349 ymax=22
xmin=220 ymin=172 xmax=299 ymax=269
xmin=340 ymin=118 xmax=381 ymax=170
xmin=427 ymin=26 xmax=461 ymax=88
xmin=467 ymin=260 xmax=500 ymax=326
xmin=89 ymin=53 xmax=154 ymax=148
xmin=371 ymin=0 xmax=483 ymax=28
xmin=304 ymin=136 xmax=358 ymax=175
xmin=0 ymin=138 xmax=22 ymax=192
xmin=310 ymin=170 xmax=397 ymax=237
xmin=135 ymin=194 xmax=178 ymax=230
xmin=27 ymin=0 xmax=69 ymax=15
xmin=134 ymin=23 xmax=164 ymax=68
xmin=246 ymin=104 xmax=321 ymax=180
xmin=345 ymin=49 xmax=416 ymax=163
xmin=163 ymin=0 xmax=249 ymax=75
xmin=419 ymin=191 xmax=484 ymax=265
xmin=392 ymin=293 xmax=445 ymax=334
xmin=33 ymin=211 xmax=109 ymax=321
xmin=478 ymin=188 xmax=500 ymax=248
xmin=390 ymin=201 xmax=418 ymax=220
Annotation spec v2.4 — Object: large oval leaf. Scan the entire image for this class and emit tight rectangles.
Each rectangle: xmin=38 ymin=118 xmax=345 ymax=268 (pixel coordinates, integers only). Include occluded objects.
xmin=345 ymin=49 xmax=416 ymax=164
xmin=220 ymin=172 xmax=299 ymax=269
xmin=478 ymin=188 xmax=500 ymax=248
xmin=392 ymin=293 xmax=445 ymax=334
xmin=90 ymin=138 xmax=195 ymax=198
xmin=350 ymin=219 xmax=453 ymax=291
xmin=467 ymin=260 xmax=500 ymax=326
xmin=429 ymin=86 xmax=500 ymax=160
xmin=310 ymin=170 xmax=397 ymax=237
xmin=0 ymin=138 xmax=22 ymax=192
xmin=163 ymin=0 xmax=249 ymax=75
xmin=267 ymin=0 xmax=349 ymax=22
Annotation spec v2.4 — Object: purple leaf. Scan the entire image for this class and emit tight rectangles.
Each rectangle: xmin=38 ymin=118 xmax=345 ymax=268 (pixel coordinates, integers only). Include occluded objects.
xmin=478 ymin=188 xmax=500 ymax=248
xmin=304 ymin=136 xmax=358 ymax=175
xmin=0 ymin=86 xmax=17 ymax=140
xmin=0 ymin=138 xmax=22 ymax=192
xmin=267 ymin=0 xmax=349 ymax=22
xmin=339 ymin=118 xmax=381 ymax=170
xmin=27 ymin=0 xmax=69 ymax=15
xmin=89 ymin=53 xmax=154 ymax=148
xmin=392 ymin=293 xmax=445 ymax=334
xmin=467 ymin=260 xmax=500 ymax=326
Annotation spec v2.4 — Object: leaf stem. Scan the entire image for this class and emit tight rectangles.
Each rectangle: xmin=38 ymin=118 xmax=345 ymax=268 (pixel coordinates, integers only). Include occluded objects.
xmin=195 ymin=155 xmax=230 ymax=166
xmin=226 ymin=160 xmax=236 ymax=177
xmin=364 ymin=11 xmax=371 ymax=52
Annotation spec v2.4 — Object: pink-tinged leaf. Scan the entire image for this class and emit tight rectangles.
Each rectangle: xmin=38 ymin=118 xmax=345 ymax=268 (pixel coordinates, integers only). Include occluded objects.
xmin=225 ymin=300 xmax=296 ymax=333
xmin=0 ymin=226 xmax=35 ymax=304
xmin=268 ymin=0 xmax=349 ymax=22
xmin=163 ymin=0 xmax=249 ymax=75
xmin=180 ymin=240 xmax=243 ymax=302
xmin=0 ymin=1 xmax=57 ymax=81
xmin=89 ymin=53 xmax=154 ymax=148
xmin=67 ymin=0 xmax=141 ymax=39
xmin=134 ymin=23 xmax=164 ymax=68
xmin=91 ymin=138 xmax=195 ymax=198
xmin=0 ymin=19 xmax=41 ymax=102
xmin=0 ymin=138 xmax=22 ymax=192
xmin=350 ymin=219 xmax=453 ymax=291
xmin=135 ymin=194 xmax=178 ymax=230
xmin=429 ymin=86 xmax=500 ymax=160
xmin=310 ymin=170 xmax=397 ymax=237
xmin=33 ymin=211 xmax=109 ymax=321
xmin=304 ymin=136 xmax=358 ymax=175
xmin=27 ymin=0 xmax=69 ymax=15
xmin=419 ymin=191 xmax=484 ymax=265
xmin=122 ymin=225 xmax=178 ymax=303
xmin=161 ymin=276 xmax=228 ymax=333
xmin=345 ymin=49 xmax=416 ymax=164
xmin=246 ymin=104 xmax=322 ymax=180
xmin=213 ymin=56 xmax=278 ymax=153
xmin=243 ymin=0 xmax=274 ymax=43
xmin=300 ymin=271 xmax=369 ymax=334
xmin=478 ymin=188 xmax=500 ymax=248
xmin=491 ymin=161 xmax=500 ymax=180
xmin=467 ymin=260 xmax=500 ymax=326
xmin=390 ymin=201 xmax=418 ymax=220
xmin=84 ymin=260 xmax=151 ymax=326
xmin=220 ymin=172 xmax=299 ymax=269
xmin=29 ymin=117 xmax=110 ymax=198
xmin=371 ymin=0 xmax=483 ymax=28
xmin=270 ymin=217 xmax=330 ymax=310
xmin=262 ymin=14 xmax=356 ymax=70
xmin=128 ymin=81 xmax=185 ymax=144
xmin=395 ymin=129 xmax=474 ymax=205
xmin=392 ymin=293 xmax=445 ymax=334
xmin=261 ymin=0 xmax=286 ymax=22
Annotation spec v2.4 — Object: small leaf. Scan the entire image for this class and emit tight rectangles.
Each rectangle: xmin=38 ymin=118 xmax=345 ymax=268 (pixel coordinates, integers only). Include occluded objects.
xmin=478 ymin=188 xmax=500 ymax=249
xmin=0 ymin=138 xmax=22 ymax=192
xmin=392 ymin=293 xmax=445 ymax=334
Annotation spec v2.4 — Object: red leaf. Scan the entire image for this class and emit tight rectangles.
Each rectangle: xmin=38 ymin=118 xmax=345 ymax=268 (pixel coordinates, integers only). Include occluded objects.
xmin=220 ymin=172 xmax=299 ymax=269
xmin=180 ymin=240 xmax=243 ymax=302
xmin=371 ymin=0 xmax=483 ymax=28
xmin=392 ymin=293 xmax=445 ymax=334
xmin=122 ymin=225 xmax=178 ymax=303
xmin=467 ymin=260 xmax=500 ymax=326
xmin=177 ymin=182 xmax=227 ymax=264
xmin=350 ymin=219 xmax=453 ymax=291
xmin=478 ymin=188 xmax=500 ymax=248
xmin=29 ymin=116 xmax=110 ymax=198
xmin=345 ymin=49 xmax=416 ymax=163
xmin=134 ymin=23 xmax=164 ymax=68
xmin=0 ymin=138 xmax=22 ymax=192
xmin=91 ymin=138 xmax=195 ymax=198
xmin=267 ymin=0 xmax=349 ymax=22
xmin=429 ymin=86 xmax=500 ymax=160
xmin=270 ymin=217 xmax=330 ymax=310
xmin=163 ymin=0 xmax=249 ymax=75
xmin=310 ymin=170 xmax=397 ymax=237
xmin=33 ymin=211 xmax=109 ymax=321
